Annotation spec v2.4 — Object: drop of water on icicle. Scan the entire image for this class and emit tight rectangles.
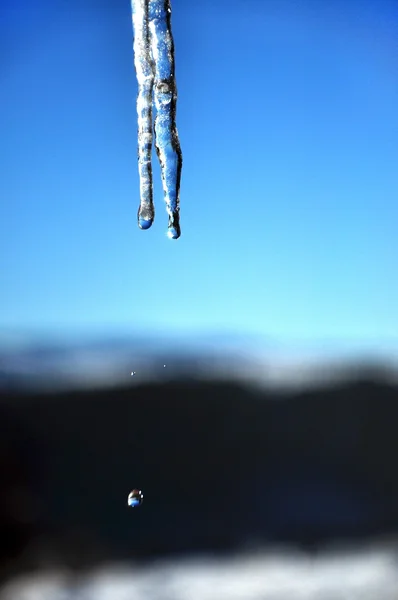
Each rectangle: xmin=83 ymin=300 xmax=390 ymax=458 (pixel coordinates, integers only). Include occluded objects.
xmin=138 ymin=217 xmax=153 ymax=230
xmin=127 ymin=489 xmax=144 ymax=508
xmin=167 ymin=225 xmax=180 ymax=240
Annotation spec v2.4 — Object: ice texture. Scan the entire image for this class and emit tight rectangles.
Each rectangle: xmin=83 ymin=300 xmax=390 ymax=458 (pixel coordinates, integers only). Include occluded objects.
xmin=131 ymin=0 xmax=182 ymax=239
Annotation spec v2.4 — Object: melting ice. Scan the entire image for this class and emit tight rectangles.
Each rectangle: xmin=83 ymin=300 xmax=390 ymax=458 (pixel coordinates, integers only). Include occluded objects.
xmin=131 ymin=0 xmax=183 ymax=239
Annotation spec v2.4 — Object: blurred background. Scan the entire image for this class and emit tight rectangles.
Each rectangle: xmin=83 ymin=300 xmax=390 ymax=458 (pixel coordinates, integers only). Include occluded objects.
xmin=1 ymin=0 xmax=398 ymax=598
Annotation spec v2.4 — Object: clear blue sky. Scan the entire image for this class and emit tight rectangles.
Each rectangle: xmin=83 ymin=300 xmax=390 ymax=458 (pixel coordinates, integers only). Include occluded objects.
xmin=1 ymin=0 xmax=397 ymax=354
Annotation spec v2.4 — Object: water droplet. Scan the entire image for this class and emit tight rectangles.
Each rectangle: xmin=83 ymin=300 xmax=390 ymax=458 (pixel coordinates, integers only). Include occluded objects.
xmin=167 ymin=225 xmax=180 ymax=240
xmin=127 ymin=489 xmax=144 ymax=508
xmin=138 ymin=216 xmax=153 ymax=230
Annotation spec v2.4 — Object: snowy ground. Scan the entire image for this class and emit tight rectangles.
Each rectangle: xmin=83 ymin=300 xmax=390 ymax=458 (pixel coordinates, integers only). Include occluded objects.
xmin=2 ymin=543 xmax=398 ymax=600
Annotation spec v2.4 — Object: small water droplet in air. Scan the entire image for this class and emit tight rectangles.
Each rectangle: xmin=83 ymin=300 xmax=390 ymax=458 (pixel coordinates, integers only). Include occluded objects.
xmin=138 ymin=217 xmax=153 ymax=230
xmin=127 ymin=489 xmax=144 ymax=508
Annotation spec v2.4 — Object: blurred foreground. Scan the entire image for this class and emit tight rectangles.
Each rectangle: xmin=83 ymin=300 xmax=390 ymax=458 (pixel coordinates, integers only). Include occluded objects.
xmin=1 ymin=544 xmax=398 ymax=600
xmin=1 ymin=344 xmax=398 ymax=599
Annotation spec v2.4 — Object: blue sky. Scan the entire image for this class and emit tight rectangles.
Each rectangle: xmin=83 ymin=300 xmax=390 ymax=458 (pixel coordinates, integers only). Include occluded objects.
xmin=1 ymin=0 xmax=397 ymax=354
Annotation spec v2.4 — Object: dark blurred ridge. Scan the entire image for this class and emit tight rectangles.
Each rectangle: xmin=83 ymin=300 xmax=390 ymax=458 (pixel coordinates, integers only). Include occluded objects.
xmin=1 ymin=369 xmax=398 ymax=582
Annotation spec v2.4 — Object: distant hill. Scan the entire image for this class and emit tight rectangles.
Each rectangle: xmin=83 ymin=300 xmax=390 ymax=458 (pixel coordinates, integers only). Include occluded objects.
xmin=1 ymin=372 xmax=398 ymax=581
xmin=0 ymin=334 xmax=397 ymax=392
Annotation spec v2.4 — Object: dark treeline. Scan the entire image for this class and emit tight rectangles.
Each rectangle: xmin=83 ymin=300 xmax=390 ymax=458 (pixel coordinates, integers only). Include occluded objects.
xmin=1 ymin=371 xmax=398 ymax=580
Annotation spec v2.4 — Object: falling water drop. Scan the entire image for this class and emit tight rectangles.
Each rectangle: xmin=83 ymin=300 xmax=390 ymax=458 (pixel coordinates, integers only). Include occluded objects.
xmin=127 ymin=489 xmax=144 ymax=508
